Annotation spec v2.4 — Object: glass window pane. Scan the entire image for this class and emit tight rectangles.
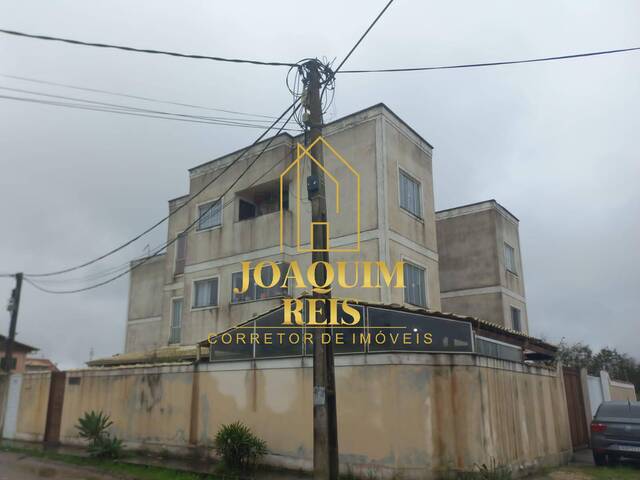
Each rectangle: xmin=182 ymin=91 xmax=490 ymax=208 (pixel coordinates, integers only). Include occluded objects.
xmin=368 ymin=307 xmax=473 ymax=353
xmin=198 ymin=200 xmax=222 ymax=230
xmin=403 ymin=262 xmax=426 ymax=307
xmin=210 ymin=323 xmax=255 ymax=361
xmin=399 ymin=171 xmax=421 ymax=217
xmin=170 ymin=299 xmax=182 ymax=344
xmin=194 ymin=278 xmax=218 ymax=308
xmin=254 ymin=308 xmax=303 ymax=358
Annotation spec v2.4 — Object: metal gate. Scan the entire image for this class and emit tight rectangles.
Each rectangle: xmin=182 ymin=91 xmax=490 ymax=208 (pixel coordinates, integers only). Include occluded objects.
xmin=563 ymin=367 xmax=589 ymax=449
xmin=2 ymin=373 xmax=22 ymax=439
xmin=44 ymin=371 xmax=66 ymax=444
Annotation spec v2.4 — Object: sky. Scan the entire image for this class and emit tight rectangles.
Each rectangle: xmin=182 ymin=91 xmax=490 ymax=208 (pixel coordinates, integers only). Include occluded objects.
xmin=1 ymin=0 xmax=639 ymax=369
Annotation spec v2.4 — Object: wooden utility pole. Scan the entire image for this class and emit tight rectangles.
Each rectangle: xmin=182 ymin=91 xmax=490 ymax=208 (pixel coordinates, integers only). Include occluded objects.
xmin=3 ymin=272 xmax=23 ymax=373
xmin=303 ymin=59 xmax=339 ymax=480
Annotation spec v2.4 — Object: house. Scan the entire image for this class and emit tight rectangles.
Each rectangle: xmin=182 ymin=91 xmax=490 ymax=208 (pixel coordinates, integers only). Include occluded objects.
xmin=0 ymin=335 xmax=38 ymax=373
xmin=24 ymin=357 xmax=59 ymax=372
xmin=124 ymin=104 xmax=530 ymax=353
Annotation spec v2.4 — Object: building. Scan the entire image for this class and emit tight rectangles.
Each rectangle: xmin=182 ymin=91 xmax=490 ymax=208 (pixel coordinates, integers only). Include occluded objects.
xmin=436 ymin=200 xmax=528 ymax=332
xmin=0 ymin=335 xmax=38 ymax=373
xmin=24 ymin=358 xmax=59 ymax=372
xmin=124 ymin=104 xmax=529 ymax=353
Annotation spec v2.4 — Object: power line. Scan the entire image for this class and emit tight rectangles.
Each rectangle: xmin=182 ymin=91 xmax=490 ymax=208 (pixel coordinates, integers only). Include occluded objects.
xmin=339 ymin=46 xmax=640 ymax=73
xmin=0 ymin=85 xmax=295 ymax=127
xmin=23 ymin=99 xmax=300 ymax=280
xmin=25 ymin=102 xmax=301 ymax=293
xmin=0 ymin=93 xmax=300 ymax=131
xmin=0 ymin=28 xmax=297 ymax=67
xmin=1 ymin=73 xmax=280 ymax=120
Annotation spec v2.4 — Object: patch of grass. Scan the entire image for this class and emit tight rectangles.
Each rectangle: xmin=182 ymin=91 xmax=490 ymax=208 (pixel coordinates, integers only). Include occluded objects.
xmin=0 ymin=444 xmax=223 ymax=480
xmin=557 ymin=465 xmax=640 ymax=480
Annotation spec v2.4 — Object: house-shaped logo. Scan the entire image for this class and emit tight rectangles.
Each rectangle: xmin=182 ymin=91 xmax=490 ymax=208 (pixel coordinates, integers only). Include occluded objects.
xmin=279 ymin=136 xmax=360 ymax=253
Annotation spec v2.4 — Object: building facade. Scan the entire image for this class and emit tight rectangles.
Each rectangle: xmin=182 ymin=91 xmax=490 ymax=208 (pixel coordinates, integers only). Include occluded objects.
xmin=125 ymin=105 xmax=529 ymax=352
xmin=436 ymin=200 xmax=528 ymax=332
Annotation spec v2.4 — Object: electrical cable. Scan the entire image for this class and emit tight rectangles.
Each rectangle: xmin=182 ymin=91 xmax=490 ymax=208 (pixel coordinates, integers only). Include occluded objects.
xmin=23 ymin=100 xmax=301 ymax=283
xmin=25 ymin=103 xmax=300 ymax=293
xmin=338 ymin=46 xmax=640 ymax=73
xmin=0 ymin=86 xmax=297 ymax=129
xmin=0 ymin=29 xmax=297 ymax=67
xmin=0 ymin=73 xmax=280 ymax=119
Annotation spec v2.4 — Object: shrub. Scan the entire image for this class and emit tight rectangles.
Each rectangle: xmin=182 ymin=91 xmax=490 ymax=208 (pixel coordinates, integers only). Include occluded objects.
xmin=213 ymin=421 xmax=267 ymax=471
xmin=75 ymin=410 xmax=123 ymax=459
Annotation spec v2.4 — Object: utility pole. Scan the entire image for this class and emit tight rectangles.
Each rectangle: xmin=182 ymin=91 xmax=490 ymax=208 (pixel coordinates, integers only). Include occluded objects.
xmin=3 ymin=272 xmax=23 ymax=373
xmin=303 ymin=59 xmax=339 ymax=480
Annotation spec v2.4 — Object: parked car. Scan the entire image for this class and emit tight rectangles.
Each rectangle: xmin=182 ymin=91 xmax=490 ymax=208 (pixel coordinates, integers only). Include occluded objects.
xmin=591 ymin=400 xmax=640 ymax=466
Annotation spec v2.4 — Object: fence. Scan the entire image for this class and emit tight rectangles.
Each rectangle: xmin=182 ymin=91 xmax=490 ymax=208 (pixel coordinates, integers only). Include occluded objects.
xmin=1 ymin=353 xmax=572 ymax=479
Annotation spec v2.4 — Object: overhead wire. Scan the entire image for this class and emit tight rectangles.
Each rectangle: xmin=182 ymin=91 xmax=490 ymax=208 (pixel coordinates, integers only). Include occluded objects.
xmin=0 ymin=28 xmax=297 ymax=67
xmin=0 ymin=91 xmax=300 ymax=131
xmin=23 ymin=100 xmax=301 ymax=288
xmin=338 ymin=46 xmax=640 ymax=73
xmin=0 ymin=73 xmax=280 ymax=120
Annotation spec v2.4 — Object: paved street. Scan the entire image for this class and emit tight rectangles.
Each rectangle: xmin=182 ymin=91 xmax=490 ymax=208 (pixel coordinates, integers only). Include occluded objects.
xmin=0 ymin=451 xmax=117 ymax=480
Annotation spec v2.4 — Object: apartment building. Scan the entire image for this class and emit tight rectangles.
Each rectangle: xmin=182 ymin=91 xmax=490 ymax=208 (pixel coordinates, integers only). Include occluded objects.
xmin=436 ymin=200 xmax=528 ymax=332
xmin=125 ymin=104 xmax=441 ymax=352
xmin=124 ymin=104 xmax=529 ymax=353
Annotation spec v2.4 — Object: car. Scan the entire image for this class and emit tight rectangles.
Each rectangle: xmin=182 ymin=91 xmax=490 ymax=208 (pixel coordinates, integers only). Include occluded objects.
xmin=591 ymin=400 xmax=640 ymax=466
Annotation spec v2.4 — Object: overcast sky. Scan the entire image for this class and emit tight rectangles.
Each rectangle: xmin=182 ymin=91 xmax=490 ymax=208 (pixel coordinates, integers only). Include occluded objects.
xmin=1 ymin=0 xmax=639 ymax=369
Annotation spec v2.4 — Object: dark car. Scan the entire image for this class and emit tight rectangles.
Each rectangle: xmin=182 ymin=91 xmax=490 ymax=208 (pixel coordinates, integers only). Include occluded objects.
xmin=591 ymin=400 xmax=640 ymax=465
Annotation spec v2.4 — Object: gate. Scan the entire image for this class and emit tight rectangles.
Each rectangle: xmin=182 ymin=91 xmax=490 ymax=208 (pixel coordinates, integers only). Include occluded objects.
xmin=563 ymin=367 xmax=589 ymax=449
xmin=44 ymin=371 xmax=66 ymax=444
xmin=2 ymin=373 xmax=22 ymax=439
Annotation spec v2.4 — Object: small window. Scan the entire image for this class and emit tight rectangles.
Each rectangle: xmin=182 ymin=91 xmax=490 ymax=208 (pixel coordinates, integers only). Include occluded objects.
xmin=236 ymin=180 xmax=287 ymax=222
xmin=169 ymin=298 xmax=183 ymax=344
xmin=231 ymin=263 xmax=289 ymax=303
xmin=193 ymin=278 xmax=219 ymax=308
xmin=0 ymin=357 xmax=17 ymax=370
xmin=510 ymin=306 xmax=522 ymax=332
xmin=197 ymin=200 xmax=222 ymax=230
xmin=399 ymin=170 xmax=422 ymax=218
xmin=504 ymin=243 xmax=517 ymax=273
xmin=68 ymin=376 xmax=81 ymax=385
xmin=174 ymin=233 xmax=187 ymax=275
xmin=403 ymin=262 xmax=427 ymax=308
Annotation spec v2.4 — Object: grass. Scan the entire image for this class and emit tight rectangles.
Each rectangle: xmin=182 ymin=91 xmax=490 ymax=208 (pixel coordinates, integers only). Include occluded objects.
xmin=545 ymin=465 xmax=640 ymax=480
xmin=0 ymin=443 xmax=226 ymax=480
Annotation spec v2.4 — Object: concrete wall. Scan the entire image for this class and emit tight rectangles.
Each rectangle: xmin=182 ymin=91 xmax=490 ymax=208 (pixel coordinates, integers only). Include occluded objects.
xmin=43 ymin=355 xmax=570 ymax=479
xmin=609 ymin=381 xmax=637 ymax=402
xmin=437 ymin=201 xmax=528 ymax=331
xmin=14 ymin=372 xmax=50 ymax=442
xmin=126 ymin=254 xmax=166 ymax=353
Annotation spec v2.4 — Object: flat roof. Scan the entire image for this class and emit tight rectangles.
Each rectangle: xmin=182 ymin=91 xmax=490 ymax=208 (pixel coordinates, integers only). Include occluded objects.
xmin=436 ymin=199 xmax=520 ymax=223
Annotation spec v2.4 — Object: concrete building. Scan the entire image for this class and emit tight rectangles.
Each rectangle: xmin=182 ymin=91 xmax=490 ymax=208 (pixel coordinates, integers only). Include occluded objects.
xmin=124 ymin=105 xmax=530 ymax=352
xmin=0 ymin=336 xmax=38 ymax=373
xmin=436 ymin=200 xmax=528 ymax=332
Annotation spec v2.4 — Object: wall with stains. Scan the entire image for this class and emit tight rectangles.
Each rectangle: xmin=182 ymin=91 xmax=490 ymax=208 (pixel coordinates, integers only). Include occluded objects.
xmin=13 ymin=372 xmax=51 ymax=442
xmin=38 ymin=354 xmax=571 ymax=478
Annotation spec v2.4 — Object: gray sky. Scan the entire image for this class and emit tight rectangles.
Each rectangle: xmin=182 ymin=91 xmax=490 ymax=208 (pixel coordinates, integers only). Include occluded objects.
xmin=1 ymin=0 xmax=638 ymax=369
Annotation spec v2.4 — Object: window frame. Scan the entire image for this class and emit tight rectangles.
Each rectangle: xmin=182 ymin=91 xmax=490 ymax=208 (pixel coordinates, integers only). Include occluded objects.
xmin=173 ymin=232 xmax=187 ymax=276
xmin=230 ymin=262 xmax=290 ymax=304
xmin=504 ymin=242 xmax=517 ymax=275
xmin=169 ymin=297 xmax=183 ymax=344
xmin=398 ymin=168 xmax=423 ymax=220
xmin=191 ymin=275 xmax=220 ymax=310
xmin=402 ymin=258 xmax=428 ymax=308
xmin=195 ymin=198 xmax=223 ymax=232
xmin=510 ymin=305 xmax=522 ymax=332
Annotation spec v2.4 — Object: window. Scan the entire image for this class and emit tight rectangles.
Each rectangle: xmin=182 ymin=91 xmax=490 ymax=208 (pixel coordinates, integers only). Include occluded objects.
xmin=231 ymin=263 xmax=289 ymax=303
xmin=193 ymin=278 xmax=219 ymax=308
xmin=476 ymin=337 xmax=522 ymax=362
xmin=0 ymin=357 xmax=17 ymax=370
xmin=504 ymin=242 xmax=517 ymax=273
xmin=403 ymin=262 xmax=427 ymax=307
xmin=399 ymin=170 xmax=422 ymax=218
xmin=174 ymin=233 xmax=187 ymax=275
xmin=197 ymin=200 xmax=222 ymax=230
xmin=511 ymin=306 xmax=522 ymax=332
xmin=169 ymin=298 xmax=183 ymax=344
xmin=236 ymin=180 xmax=287 ymax=221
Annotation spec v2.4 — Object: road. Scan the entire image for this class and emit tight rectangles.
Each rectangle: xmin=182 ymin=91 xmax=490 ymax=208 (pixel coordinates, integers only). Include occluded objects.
xmin=0 ymin=451 xmax=118 ymax=480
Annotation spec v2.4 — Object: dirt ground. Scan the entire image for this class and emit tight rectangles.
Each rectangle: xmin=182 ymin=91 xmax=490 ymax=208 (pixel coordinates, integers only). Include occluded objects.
xmin=0 ymin=451 xmax=119 ymax=480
